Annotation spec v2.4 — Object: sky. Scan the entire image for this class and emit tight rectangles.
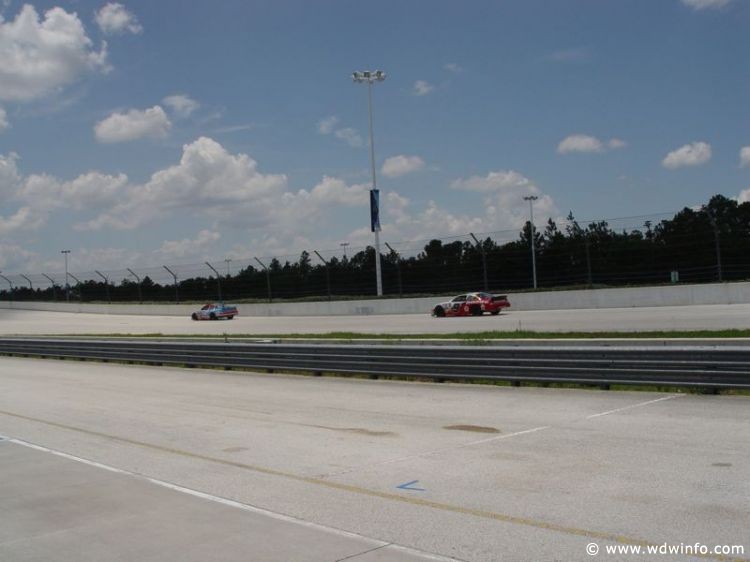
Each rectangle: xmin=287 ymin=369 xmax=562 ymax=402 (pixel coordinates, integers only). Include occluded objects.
xmin=1 ymin=0 xmax=749 ymax=278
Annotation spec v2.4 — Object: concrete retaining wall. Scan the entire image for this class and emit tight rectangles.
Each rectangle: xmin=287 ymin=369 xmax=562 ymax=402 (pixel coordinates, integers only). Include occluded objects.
xmin=1 ymin=281 xmax=750 ymax=317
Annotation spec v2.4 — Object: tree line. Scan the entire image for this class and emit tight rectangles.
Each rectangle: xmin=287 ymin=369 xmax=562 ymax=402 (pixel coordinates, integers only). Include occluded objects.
xmin=3 ymin=194 xmax=749 ymax=303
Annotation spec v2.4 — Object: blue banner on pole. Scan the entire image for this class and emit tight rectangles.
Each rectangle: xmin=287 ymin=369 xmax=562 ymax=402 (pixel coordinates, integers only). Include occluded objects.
xmin=370 ymin=189 xmax=381 ymax=232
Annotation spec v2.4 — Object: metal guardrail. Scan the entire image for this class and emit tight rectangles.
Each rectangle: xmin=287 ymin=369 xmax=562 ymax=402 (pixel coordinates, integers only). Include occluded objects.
xmin=1 ymin=338 xmax=750 ymax=388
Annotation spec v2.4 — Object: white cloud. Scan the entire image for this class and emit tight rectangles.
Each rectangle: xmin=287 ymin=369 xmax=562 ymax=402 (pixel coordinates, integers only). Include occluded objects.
xmin=444 ymin=63 xmax=462 ymax=73
xmin=95 ymin=2 xmax=142 ymax=35
xmin=413 ymin=80 xmax=434 ymax=96
xmin=737 ymin=188 xmax=750 ymax=203
xmin=157 ymin=230 xmax=221 ymax=260
xmin=739 ymin=146 xmax=750 ymax=168
xmin=19 ymin=171 xmax=127 ymax=210
xmin=558 ymin=135 xmax=604 ymax=153
xmin=334 ymin=127 xmax=363 ymax=147
xmin=557 ymin=134 xmax=627 ymax=154
xmin=94 ymin=106 xmax=171 ymax=143
xmin=0 ymin=107 xmax=7 ymax=131
xmin=79 ymin=136 xmax=289 ymax=230
xmin=681 ymin=0 xmax=731 ymax=10
xmin=0 ymin=5 xmax=108 ymax=102
xmin=163 ymin=94 xmax=199 ymax=117
xmin=317 ymin=115 xmax=339 ymax=135
xmin=306 ymin=176 xmax=369 ymax=206
xmin=450 ymin=170 xmax=535 ymax=193
xmin=662 ymin=141 xmax=712 ymax=169
xmin=317 ymin=116 xmax=362 ymax=147
xmin=382 ymin=155 xmax=425 ymax=178
xmin=0 ymin=151 xmax=20 ymax=197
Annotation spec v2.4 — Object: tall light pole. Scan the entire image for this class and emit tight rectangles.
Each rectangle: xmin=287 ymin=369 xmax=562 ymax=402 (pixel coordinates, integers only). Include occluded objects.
xmin=224 ymin=258 xmax=232 ymax=278
xmin=353 ymin=69 xmax=386 ymax=296
xmin=340 ymin=242 xmax=350 ymax=260
xmin=523 ymin=196 xmax=538 ymax=289
xmin=61 ymin=250 xmax=71 ymax=302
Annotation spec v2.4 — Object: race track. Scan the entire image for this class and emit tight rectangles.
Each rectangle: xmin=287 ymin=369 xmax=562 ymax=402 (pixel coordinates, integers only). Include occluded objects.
xmin=1 ymin=303 xmax=750 ymax=335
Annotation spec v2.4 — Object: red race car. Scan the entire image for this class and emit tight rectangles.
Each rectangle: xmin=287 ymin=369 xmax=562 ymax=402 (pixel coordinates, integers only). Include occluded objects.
xmin=431 ymin=292 xmax=510 ymax=317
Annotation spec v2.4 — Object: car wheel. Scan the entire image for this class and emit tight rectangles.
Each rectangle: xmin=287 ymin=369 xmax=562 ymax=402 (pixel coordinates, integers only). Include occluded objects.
xmin=191 ymin=313 xmax=198 ymax=321
xmin=227 ymin=315 xmax=234 ymax=320
xmin=490 ymin=310 xmax=500 ymax=316
xmin=470 ymin=305 xmax=482 ymax=316
xmin=209 ymin=313 xmax=217 ymax=320
xmin=434 ymin=306 xmax=445 ymax=317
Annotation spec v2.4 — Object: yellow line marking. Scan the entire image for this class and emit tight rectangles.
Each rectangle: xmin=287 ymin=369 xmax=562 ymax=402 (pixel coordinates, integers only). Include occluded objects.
xmin=0 ymin=408 xmax=746 ymax=562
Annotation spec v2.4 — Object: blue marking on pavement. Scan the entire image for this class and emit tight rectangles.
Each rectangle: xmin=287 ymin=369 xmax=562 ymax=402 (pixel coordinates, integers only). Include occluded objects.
xmin=397 ymin=480 xmax=426 ymax=491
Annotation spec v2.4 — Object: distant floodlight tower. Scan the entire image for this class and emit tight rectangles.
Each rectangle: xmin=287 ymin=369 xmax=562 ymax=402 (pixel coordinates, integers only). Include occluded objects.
xmin=352 ymin=69 xmax=386 ymax=296
xmin=523 ymin=196 xmax=539 ymax=289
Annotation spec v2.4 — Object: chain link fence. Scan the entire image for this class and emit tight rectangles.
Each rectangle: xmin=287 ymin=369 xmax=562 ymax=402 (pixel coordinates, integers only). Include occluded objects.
xmin=2 ymin=205 xmax=749 ymax=303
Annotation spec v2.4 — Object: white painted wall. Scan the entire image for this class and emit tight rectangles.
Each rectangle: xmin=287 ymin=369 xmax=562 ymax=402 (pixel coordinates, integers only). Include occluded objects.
xmin=2 ymin=281 xmax=750 ymax=317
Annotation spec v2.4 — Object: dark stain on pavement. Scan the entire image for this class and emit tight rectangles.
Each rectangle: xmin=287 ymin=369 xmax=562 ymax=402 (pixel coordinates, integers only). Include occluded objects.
xmin=443 ymin=424 xmax=500 ymax=434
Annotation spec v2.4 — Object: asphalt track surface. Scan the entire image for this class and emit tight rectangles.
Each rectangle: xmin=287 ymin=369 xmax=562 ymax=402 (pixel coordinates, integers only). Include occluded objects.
xmin=2 ymin=303 xmax=750 ymax=335
xmin=1 ymin=357 xmax=748 ymax=561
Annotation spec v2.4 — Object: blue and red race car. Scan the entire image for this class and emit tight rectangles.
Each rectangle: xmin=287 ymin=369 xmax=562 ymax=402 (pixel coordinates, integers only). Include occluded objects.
xmin=191 ymin=303 xmax=239 ymax=320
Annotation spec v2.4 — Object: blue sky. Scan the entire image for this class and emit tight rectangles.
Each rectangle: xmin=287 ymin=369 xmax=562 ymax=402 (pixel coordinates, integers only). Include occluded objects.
xmin=1 ymin=0 xmax=749 ymax=276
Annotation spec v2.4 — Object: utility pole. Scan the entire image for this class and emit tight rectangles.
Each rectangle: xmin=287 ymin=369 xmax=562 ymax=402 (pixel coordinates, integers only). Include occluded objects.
xmin=224 ymin=258 xmax=232 ymax=277
xmin=340 ymin=242 xmax=350 ymax=260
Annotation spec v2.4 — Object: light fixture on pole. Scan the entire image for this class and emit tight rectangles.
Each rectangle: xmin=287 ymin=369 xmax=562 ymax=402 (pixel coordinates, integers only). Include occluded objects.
xmin=352 ymin=69 xmax=386 ymax=296
xmin=522 ymin=196 xmax=538 ymax=289
xmin=224 ymin=258 xmax=232 ymax=278
xmin=61 ymin=250 xmax=71 ymax=302
xmin=340 ymin=242 xmax=350 ymax=260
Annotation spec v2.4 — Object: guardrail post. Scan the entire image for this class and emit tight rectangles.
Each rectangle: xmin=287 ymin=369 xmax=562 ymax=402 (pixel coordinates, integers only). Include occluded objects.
xmin=163 ymin=266 xmax=179 ymax=303
xmin=126 ymin=268 xmax=142 ymax=304
xmin=95 ymin=270 xmax=111 ymax=303
xmin=313 ymin=250 xmax=331 ymax=301
xmin=205 ymin=262 xmax=222 ymax=302
xmin=254 ymin=257 xmax=272 ymax=303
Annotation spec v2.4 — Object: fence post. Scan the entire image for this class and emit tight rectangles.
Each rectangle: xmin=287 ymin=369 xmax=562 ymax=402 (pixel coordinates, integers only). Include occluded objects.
xmin=584 ymin=235 xmax=593 ymax=287
xmin=42 ymin=274 xmax=57 ymax=301
xmin=163 ymin=266 xmax=179 ymax=303
xmin=0 ymin=273 xmax=13 ymax=302
xmin=205 ymin=262 xmax=222 ymax=302
xmin=708 ymin=213 xmax=723 ymax=282
xmin=95 ymin=270 xmax=111 ymax=303
xmin=384 ymin=242 xmax=402 ymax=298
xmin=470 ymin=233 xmax=489 ymax=292
xmin=254 ymin=257 xmax=272 ymax=303
xmin=126 ymin=268 xmax=142 ymax=304
xmin=68 ymin=273 xmax=83 ymax=302
xmin=313 ymin=251 xmax=331 ymax=300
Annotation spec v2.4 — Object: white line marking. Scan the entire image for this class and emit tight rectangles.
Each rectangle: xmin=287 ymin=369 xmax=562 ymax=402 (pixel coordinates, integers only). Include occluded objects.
xmin=585 ymin=394 xmax=684 ymax=419
xmin=323 ymin=425 xmax=551 ymax=478
xmin=1 ymin=435 xmax=462 ymax=562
